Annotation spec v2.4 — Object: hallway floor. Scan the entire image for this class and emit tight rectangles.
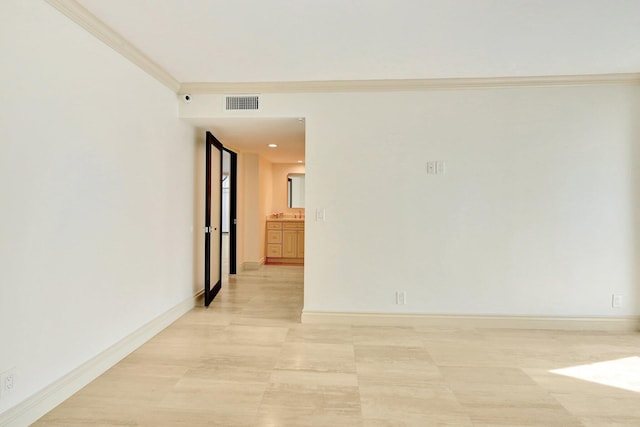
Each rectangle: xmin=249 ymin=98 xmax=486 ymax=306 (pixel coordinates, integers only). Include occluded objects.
xmin=35 ymin=266 xmax=640 ymax=426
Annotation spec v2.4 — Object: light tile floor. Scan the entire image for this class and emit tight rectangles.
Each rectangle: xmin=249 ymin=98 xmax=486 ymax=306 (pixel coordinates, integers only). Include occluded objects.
xmin=35 ymin=266 xmax=640 ymax=426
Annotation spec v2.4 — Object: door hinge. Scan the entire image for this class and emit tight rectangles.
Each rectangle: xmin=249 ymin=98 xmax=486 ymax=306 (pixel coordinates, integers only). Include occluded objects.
xmin=204 ymin=226 xmax=212 ymax=233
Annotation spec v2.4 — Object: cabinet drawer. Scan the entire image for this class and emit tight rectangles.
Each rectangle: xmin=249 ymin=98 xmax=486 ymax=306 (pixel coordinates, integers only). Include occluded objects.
xmin=267 ymin=244 xmax=282 ymax=257
xmin=267 ymin=222 xmax=282 ymax=230
xmin=267 ymin=230 xmax=282 ymax=244
xmin=283 ymin=222 xmax=304 ymax=230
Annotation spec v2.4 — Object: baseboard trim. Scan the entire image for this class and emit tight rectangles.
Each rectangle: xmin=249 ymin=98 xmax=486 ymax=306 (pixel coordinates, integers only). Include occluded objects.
xmin=0 ymin=292 xmax=200 ymax=427
xmin=301 ymin=311 xmax=640 ymax=331
xmin=242 ymin=261 xmax=264 ymax=271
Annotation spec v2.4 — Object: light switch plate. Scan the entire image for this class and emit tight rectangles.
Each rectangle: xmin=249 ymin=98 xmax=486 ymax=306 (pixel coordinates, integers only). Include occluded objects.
xmin=427 ymin=161 xmax=445 ymax=175
xmin=426 ymin=161 xmax=436 ymax=174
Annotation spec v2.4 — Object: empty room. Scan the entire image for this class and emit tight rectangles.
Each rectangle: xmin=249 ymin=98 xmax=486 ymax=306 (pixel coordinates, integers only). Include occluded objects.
xmin=1 ymin=1 xmax=639 ymax=426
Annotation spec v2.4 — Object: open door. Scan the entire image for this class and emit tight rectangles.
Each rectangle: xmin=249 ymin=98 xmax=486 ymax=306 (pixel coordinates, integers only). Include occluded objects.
xmin=204 ymin=131 xmax=223 ymax=306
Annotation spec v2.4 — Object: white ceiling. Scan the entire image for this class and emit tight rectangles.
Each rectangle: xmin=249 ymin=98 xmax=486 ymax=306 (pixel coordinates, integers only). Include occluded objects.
xmin=71 ymin=0 xmax=640 ymax=163
xmin=188 ymin=117 xmax=305 ymax=164
xmin=76 ymin=0 xmax=640 ymax=83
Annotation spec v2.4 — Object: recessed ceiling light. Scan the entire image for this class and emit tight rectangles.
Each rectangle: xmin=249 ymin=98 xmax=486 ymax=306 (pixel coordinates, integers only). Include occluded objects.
xmin=297 ymin=160 xmax=303 ymax=163
xmin=268 ymin=144 xmax=278 ymax=148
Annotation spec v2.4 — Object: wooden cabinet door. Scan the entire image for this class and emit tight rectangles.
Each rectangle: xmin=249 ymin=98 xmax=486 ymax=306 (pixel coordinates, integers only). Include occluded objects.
xmin=282 ymin=230 xmax=298 ymax=258
xmin=297 ymin=230 xmax=304 ymax=258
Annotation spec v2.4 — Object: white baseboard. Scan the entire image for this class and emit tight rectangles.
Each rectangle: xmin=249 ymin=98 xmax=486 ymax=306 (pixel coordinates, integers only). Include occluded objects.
xmin=301 ymin=311 xmax=640 ymax=331
xmin=0 ymin=293 xmax=199 ymax=427
xmin=242 ymin=260 xmax=264 ymax=271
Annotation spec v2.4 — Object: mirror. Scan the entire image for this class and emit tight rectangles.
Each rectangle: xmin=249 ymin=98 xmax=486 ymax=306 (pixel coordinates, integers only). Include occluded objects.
xmin=287 ymin=173 xmax=305 ymax=208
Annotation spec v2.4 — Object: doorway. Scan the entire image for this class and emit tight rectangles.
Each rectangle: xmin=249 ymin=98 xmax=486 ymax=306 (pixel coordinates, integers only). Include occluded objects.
xmin=198 ymin=118 xmax=305 ymax=302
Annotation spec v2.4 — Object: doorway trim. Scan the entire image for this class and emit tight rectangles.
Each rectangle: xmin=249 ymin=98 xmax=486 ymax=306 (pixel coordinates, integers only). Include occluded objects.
xmin=224 ymin=147 xmax=238 ymax=275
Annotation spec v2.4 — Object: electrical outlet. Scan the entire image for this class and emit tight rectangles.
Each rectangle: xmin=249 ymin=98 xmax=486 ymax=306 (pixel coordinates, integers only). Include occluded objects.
xmin=1 ymin=368 xmax=16 ymax=397
xmin=395 ymin=291 xmax=406 ymax=305
xmin=612 ymin=294 xmax=622 ymax=308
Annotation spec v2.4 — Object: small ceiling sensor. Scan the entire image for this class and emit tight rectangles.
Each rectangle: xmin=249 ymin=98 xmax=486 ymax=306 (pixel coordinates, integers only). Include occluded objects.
xmin=183 ymin=94 xmax=192 ymax=103
xmin=268 ymin=144 xmax=278 ymax=148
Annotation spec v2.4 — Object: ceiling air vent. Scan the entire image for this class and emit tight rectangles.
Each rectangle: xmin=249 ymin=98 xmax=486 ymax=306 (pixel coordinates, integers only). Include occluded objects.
xmin=224 ymin=95 xmax=260 ymax=111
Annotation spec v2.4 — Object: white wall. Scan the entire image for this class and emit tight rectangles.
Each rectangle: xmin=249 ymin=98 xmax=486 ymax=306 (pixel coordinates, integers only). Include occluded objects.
xmin=241 ymin=153 xmax=262 ymax=265
xmin=192 ymin=132 xmax=206 ymax=294
xmin=0 ymin=0 xmax=195 ymax=415
xmin=259 ymin=156 xmax=274 ymax=253
xmin=237 ymin=153 xmax=277 ymax=267
xmin=181 ymin=85 xmax=640 ymax=318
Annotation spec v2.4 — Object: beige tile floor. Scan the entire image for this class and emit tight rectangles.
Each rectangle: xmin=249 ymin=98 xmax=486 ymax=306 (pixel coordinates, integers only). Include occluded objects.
xmin=35 ymin=265 xmax=640 ymax=426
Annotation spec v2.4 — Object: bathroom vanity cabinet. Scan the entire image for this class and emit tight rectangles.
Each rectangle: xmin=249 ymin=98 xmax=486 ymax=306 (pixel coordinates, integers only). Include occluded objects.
xmin=266 ymin=220 xmax=304 ymax=265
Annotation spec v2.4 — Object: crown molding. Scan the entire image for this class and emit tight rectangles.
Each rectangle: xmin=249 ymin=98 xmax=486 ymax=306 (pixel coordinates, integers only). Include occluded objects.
xmin=44 ymin=0 xmax=640 ymax=96
xmin=179 ymin=73 xmax=640 ymax=95
xmin=45 ymin=0 xmax=180 ymax=92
